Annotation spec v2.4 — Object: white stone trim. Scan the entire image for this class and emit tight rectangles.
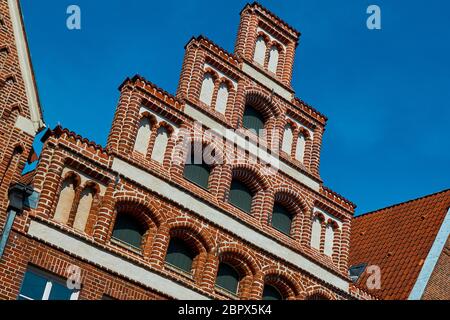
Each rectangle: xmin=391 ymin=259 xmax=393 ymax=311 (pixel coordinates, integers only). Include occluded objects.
xmin=408 ymin=207 xmax=450 ymax=300
xmin=14 ymin=115 xmax=36 ymax=136
xmin=27 ymin=220 xmax=210 ymax=300
xmin=8 ymin=0 xmax=44 ymax=134
xmin=111 ymin=158 xmax=349 ymax=292
xmin=242 ymin=62 xmax=293 ymax=101
xmin=184 ymin=103 xmax=320 ymax=192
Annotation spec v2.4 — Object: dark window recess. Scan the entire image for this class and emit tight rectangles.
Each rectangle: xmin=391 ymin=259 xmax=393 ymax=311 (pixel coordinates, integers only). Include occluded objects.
xmin=243 ymin=105 xmax=265 ymax=134
xmin=228 ymin=180 xmax=253 ymax=213
xmin=184 ymin=163 xmax=211 ymax=190
xmin=215 ymin=263 xmax=240 ymax=295
xmin=165 ymin=238 xmax=195 ymax=273
xmin=262 ymin=285 xmax=283 ymax=300
xmin=271 ymin=203 xmax=293 ymax=235
xmin=112 ymin=214 xmax=145 ymax=250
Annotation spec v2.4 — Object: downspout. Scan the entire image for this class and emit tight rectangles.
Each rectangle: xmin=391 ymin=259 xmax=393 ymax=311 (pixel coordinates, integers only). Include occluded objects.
xmin=0 ymin=183 xmax=34 ymax=259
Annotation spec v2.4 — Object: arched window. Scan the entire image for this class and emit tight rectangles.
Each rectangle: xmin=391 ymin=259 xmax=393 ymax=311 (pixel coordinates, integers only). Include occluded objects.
xmin=151 ymin=126 xmax=170 ymax=163
xmin=215 ymin=263 xmax=240 ymax=295
xmin=54 ymin=177 xmax=77 ymax=225
xmin=253 ymin=36 xmax=267 ymax=66
xmin=324 ymin=224 xmax=335 ymax=256
xmin=215 ymin=82 xmax=229 ymax=114
xmin=228 ymin=180 xmax=254 ymax=213
xmin=306 ymin=293 xmax=329 ymax=300
xmin=165 ymin=238 xmax=195 ymax=273
xmin=73 ymin=186 xmax=95 ymax=232
xmin=134 ymin=117 xmax=152 ymax=154
xmin=267 ymin=46 xmax=279 ymax=74
xmin=183 ymin=145 xmax=211 ymax=190
xmin=200 ymin=73 xmax=215 ymax=106
xmin=295 ymin=132 xmax=306 ymax=162
xmin=262 ymin=284 xmax=283 ymax=300
xmin=243 ymin=105 xmax=265 ymax=135
xmin=112 ymin=214 xmax=145 ymax=250
xmin=271 ymin=203 xmax=293 ymax=235
xmin=311 ymin=216 xmax=322 ymax=250
xmin=281 ymin=124 xmax=294 ymax=154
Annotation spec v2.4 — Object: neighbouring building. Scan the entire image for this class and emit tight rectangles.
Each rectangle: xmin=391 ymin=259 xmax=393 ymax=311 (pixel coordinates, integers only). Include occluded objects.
xmin=3 ymin=0 xmax=443 ymax=301
xmin=350 ymin=189 xmax=450 ymax=300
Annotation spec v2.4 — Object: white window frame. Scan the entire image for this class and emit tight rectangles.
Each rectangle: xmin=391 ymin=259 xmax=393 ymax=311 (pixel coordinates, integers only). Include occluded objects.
xmin=18 ymin=267 xmax=80 ymax=301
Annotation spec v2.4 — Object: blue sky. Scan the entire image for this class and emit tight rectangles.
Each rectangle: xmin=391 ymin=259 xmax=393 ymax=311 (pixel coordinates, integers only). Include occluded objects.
xmin=20 ymin=0 xmax=449 ymax=215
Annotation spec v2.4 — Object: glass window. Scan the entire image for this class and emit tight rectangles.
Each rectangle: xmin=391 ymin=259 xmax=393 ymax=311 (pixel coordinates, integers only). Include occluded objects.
xmin=215 ymin=263 xmax=240 ymax=295
xmin=271 ymin=203 xmax=293 ymax=235
xmin=18 ymin=267 xmax=79 ymax=300
xmin=165 ymin=238 xmax=195 ymax=273
xmin=243 ymin=105 xmax=265 ymax=134
xmin=184 ymin=163 xmax=211 ymax=190
xmin=112 ymin=214 xmax=145 ymax=250
xmin=228 ymin=180 xmax=253 ymax=213
xmin=262 ymin=284 xmax=283 ymax=300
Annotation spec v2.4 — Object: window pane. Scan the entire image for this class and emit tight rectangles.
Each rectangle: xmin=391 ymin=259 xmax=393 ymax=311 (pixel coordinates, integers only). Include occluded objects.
xmin=165 ymin=238 xmax=194 ymax=273
xmin=272 ymin=204 xmax=293 ymax=235
xmin=184 ymin=163 xmax=211 ymax=190
xmin=243 ymin=105 xmax=265 ymax=134
xmin=112 ymin=215 xmax=144 ymax=249
xmin=262 ymin=285 xmax=283 ymax=300
xmin=48 ymin=281 xmax=73 ymax=300
xmin=216 ymin=263 xmax=240 ymax=294
xmin=18 ymin=269 xmax=48 ymax=300
xmin=229 ymin=180 xmax=253 ymax=213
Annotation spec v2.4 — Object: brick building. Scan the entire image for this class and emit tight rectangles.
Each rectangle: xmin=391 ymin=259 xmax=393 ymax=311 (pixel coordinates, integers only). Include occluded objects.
xmin=0 ymin=1 xmax=384 ymax=300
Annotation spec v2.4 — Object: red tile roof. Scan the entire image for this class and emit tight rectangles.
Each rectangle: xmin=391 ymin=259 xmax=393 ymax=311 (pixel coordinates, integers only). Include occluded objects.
xmin=349 ymin=189 xmax=450 ymax=300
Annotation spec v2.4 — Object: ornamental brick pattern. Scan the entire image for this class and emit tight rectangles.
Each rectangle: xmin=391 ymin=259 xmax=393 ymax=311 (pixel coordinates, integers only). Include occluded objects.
xmin=0 ymin=1 xmax=379 ymax=300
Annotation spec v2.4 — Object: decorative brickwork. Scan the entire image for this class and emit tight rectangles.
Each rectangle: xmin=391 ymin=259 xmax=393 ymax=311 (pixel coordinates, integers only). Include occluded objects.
xmin=0 ymin=1 xmax=374 ymax=300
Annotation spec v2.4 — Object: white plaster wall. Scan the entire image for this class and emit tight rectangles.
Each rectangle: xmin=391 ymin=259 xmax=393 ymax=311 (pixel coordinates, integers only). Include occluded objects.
xmin=199 ymin=73 xmax=214 ymax=106
xmin=281 ymin=124 xmax=293 ymax=154
xmin=73 ymin=187 xmax=94 ymax=231
xmin=295 ymin=134 xmax=306 ymax=163
xmin=53 ymin=179 xmax=76 ymax=224
xmin=268 ymin=46 xmax=279 ymax=74
xmin=215 ymin=83 xmax=229 ymax=114
xmin=151 ymin=127 xmax=169 ymax=163
xmin=133 ymin=117 xmax=152 ymax=154
xmin=253 ymin=36 xmax=266 ymax=66
xmin=311 ymin=217 xmax=322 ymax=250
xmin=324 ymin=225 xmax=335 ymax=257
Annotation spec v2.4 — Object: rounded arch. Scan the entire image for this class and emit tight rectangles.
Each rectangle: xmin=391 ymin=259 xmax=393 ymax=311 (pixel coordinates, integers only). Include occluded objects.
xmin=256 ymin=31 xmax=270 ymax=44
xmin=261 ymin=267 xmax=303 ymax=299
xmin=269 ymin=40 xmax=284 ymax=53
xmin=231 ymin=163 xmax=271 ymax=193
xmin=61 ymin=171 xmax=82 ymax=188
xmin=217 ymin=244 xmax=261 ymax=277
xmin=244 ymin=90 xmax=283 ymax=120
xmin=272 ymin=187 xmax=308 ymax=214
xmin=112 ymin=196 xmax=162 ymax=229
xmin=139 ymin=111 xmax=158 ymax=126
xmin=166 ymin=218 xmax=215 ymax=254
xmin=302 ymin=287 xmax=335 ymax=300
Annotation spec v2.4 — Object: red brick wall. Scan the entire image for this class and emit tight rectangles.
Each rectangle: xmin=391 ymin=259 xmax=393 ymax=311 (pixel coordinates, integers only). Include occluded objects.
xmin=0 ymin=230 xmax=168 ymax=300
xmin=0 ymin=1 xmax=361 ymax=300
xmin=0 ymin=0 xmax=39 ymax=228
xmin=11 ymin=127 xmax=353 ymax=300
xmin=422 ymin=235 xmax=450 ymax=300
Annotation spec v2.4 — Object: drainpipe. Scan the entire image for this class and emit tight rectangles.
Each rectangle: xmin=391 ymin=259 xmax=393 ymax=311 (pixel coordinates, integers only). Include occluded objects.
xmin=0 ymin=183 xmax=34 ymax=259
